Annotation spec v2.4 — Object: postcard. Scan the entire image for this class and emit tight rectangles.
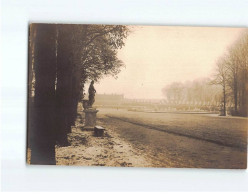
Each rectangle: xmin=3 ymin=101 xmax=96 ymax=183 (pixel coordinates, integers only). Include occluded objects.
xmin=27 ymin=23 xmax=247 ymax=168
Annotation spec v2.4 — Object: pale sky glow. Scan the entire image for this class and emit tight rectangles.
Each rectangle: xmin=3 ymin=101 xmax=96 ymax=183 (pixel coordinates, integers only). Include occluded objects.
xmin=94 ymin=25 xmax=244 ymax=99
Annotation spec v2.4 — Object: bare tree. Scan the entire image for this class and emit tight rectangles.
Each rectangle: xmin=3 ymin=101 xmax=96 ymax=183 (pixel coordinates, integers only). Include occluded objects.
xmin=211 ymin=57 xmax=229 ymax=116
xmin=226 ymin=45 xmax=240 ymax=115
xmin=237 ymin=31 xmax=248 ymax=116
xmin=162 ymin=82 xmax=184 ymax=105
xmin=223 ymin=30 xmax=248 ymax=116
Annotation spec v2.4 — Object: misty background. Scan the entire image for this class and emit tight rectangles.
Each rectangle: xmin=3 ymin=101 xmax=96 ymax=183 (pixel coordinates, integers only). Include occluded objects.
xmin=94 ymin=26 xmax=244 ymax=99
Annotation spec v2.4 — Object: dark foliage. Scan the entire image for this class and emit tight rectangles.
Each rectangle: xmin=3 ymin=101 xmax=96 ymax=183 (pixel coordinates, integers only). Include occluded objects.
xmin=28 ymin=24 xmax=129 ymax=164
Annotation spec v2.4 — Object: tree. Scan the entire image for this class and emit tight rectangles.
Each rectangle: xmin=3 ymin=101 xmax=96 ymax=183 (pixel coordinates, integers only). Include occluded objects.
xmin=235 ymin=31 xmax=248 ymax=116
xmin=29 ymin=24 xmax=130 ymax=164
xmin=226 ymin=45 xmax=240 ymax=115
xmin=68 ymin=25 xmax=129 ymax=131
xmin=219 ymin=30 xmax=248 ymax=116
xmin=162 ymin=82 xmax=184 ymax=105
xmin=30 ymin=24 xmax=57 ymax=164
xmin=211 ymin=58 xmax=229 ymax=116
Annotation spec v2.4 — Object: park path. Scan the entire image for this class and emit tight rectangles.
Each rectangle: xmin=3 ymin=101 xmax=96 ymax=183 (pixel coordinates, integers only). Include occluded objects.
xmin=55 ymin=106 xmax=152 ymax=167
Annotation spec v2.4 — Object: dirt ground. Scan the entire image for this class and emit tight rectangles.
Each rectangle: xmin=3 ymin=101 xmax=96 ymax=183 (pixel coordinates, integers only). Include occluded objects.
xmin=56 ymin=110 xmax=152 ymax=167
xmin=29 ymin=107 xmax=247 ymax=168
xmin=96 ymin=108 xmax=247 ymax=169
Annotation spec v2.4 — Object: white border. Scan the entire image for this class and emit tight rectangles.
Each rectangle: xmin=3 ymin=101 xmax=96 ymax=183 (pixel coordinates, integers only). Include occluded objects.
xmin=1 ymin=0 xmax=248 ymax=192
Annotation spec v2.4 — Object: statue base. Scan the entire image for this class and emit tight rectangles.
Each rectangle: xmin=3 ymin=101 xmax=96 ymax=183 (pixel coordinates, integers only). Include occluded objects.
xmin=83 ymin=108 xmax=99 ymax=130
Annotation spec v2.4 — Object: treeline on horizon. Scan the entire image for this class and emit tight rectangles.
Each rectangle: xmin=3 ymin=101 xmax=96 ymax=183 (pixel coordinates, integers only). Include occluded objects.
xmin=163 ymin=30 xmax=248 ymax=117
xmin=162 ymin=78 xmax=222 ymax=106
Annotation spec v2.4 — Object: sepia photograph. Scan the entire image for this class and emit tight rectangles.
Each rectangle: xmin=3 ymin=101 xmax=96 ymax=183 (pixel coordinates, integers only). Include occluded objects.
xmin=27 ymin=23 xmax=247 ymax=169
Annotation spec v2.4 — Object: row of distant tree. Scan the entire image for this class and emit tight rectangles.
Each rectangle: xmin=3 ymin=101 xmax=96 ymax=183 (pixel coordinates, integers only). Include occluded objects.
xmin=162 ymin=30 xmax=248 ymax=116
xmin=162 ymin=78 xmax=222 ymax=106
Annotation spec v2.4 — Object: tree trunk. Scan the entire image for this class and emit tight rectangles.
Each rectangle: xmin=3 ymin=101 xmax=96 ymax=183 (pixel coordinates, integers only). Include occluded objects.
xmin=55 ymin=25 xmax=73 ymax=146
xmin=70 ymin=72 xmax=81 ymax=126
xmin=30 ymin=24 xmax=57 ymax=165
xmin=27 ymin=24 xmax=34 ymax=150
xmin=223 ymin=84 xmax=226 ymax=116
xmin=240 ymin=75 xmax=248 ymax=116
xmin=234 ymin=79 xmax=238 ymax=114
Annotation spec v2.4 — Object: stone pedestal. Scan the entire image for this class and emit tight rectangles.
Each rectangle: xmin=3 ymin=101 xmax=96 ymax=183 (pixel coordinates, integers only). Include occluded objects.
xmin=83 ymin=108 xmax=99 ymax=130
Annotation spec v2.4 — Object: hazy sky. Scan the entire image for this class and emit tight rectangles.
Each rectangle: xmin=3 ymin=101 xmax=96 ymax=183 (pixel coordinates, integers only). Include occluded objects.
xmin=94 ymin=25 xmax=244 ymax=99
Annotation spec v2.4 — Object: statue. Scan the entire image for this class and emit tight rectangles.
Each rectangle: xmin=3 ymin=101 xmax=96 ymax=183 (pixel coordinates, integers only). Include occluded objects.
xmin=88 ymin=80 xmax=96 ymax=107
xmin=82 ymin=80 xmax=99 ymax=130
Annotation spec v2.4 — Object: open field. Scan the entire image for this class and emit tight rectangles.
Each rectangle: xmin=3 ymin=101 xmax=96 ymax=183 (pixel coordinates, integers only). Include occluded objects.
xmin=98 ymin=108 xmax=247 ymax=168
